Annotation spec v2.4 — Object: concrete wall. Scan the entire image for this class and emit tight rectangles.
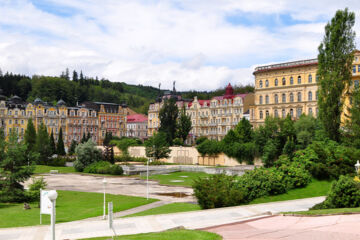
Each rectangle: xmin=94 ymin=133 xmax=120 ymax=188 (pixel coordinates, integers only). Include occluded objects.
xmin=128 ymin=146 xmax=263 ymax=167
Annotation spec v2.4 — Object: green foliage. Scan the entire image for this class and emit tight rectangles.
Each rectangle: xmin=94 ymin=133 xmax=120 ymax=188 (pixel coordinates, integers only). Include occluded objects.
xmin=145 ymin=132 xmax=171 ymax=160
xmin=195 ymin=136 xmax=208 ymax=145
xmin=262 ymin=139 xmax=280 ymax=167
xmin=294 ymin=115 xmax=317 ymax=149
xmin=196 ymin=139 xmax=223 ymax=157
xmin=49 ymin=131 xmax=56 ymax=155
xmin=74 ymin=140 xmax=103 ymax=172
xmin=172 ymin=138 xmax=183 ymax=146
xmin=114 ymin=155 xmax=147 ymax=162
xmin=317 ymin=8 xmax=356 ymax=141
xmin=24 ymin=118 xmax=36 ymax=153
xmin=159 ymin=98 xmax=179 ymax=144
xmin=110 ymin=137 xmax=140 ymax=155
xmin=312 ymin=176 xmax=360 ymax=210
xmin=35 ymin=122 xmax=52 ymax=165
xmin=182 ymin=84 xmax=254 ymax=100
xmin=47 ymin=156 xmax=68 ymax=167
xmin=344 ymin=87 xmax=360 ymax=148
xmin=176 ymin=106 xmax=192 ymax=142
xmin=56 ymin=128 xmax=66 ymax=155
xmin=26 ymin=177 xmax=47 ymax=202
xmin=103 ymin=132 xmax=112 ymax=146
xmin=235 ymin=117 xmax=253 ymax=142
xmin=0 ymin=131 xmax=36 ymax=203
xmin=83 ymin=161 xmax=123 ymax=175
xmin=193 ymin=174 xmax=246 ymax=209
xmin=68 ymin=140 xmax=77 ymax=155
xmin=282 ymin=137 xmax=296 ymax=159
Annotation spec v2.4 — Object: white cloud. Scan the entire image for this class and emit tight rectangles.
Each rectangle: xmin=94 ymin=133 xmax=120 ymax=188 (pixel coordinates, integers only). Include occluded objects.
xmin=0 ymin=0 xmax=359 ymax=91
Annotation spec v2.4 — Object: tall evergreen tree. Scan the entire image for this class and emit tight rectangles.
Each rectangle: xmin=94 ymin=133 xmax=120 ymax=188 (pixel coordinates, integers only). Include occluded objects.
xmin=81 ymin=132 xmax=87 ymax=143
xmin=317 ymin=8 xmax=356 ymax=142
xmin=35 ymin=122 xmax=51 ymax=164
xmin=24 ymin=118 xmax=36 ymax=153
xmin=159 ymin=98 xmax=179 ymax=144
xmin=72 ymin=70 xmax=78 ymax=82
xmin=86 ymin=132 xmax=91 ymax=142
xmin=176 ymin=106 xmax=192 ymax=143
xmin=65 ymin=68 xmax=70 ymax=81
xmin=57 ymin=128 xmax=66 ymax=155
xmin=49 ymin=131 xmax=56 ymax=155
xmin=68 ymin=140 xmax=77 ymax=155
xmin=103 ymin=132 xmax=112 ymax=146
xmin=79 ymin=70 xmax=84 ymax=86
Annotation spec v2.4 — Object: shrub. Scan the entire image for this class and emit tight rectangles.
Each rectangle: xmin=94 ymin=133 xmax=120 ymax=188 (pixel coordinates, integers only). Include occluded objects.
xmin=74 ymin=140 xmax=103 ymax=172
xmin=26 ymin=177 xmax=47 ymax=202
xmin=193 ymin=174 xmax=246 ymax=209
xmin=196 ymin=136 xmax=208 ymax=145
xmin=172 ymin=138 xmax=183 ymax=146
xmin=277 ymin=162 xmax=311 ymax=189
xmin=114 ymin=155 xmax=148 ymax=162
xmin=83 ymin=161 xmax=123 ymax=175
xmin=196 ymin=139 xmax=224 ymax=157
xmin=47 ymin=157 xmax=67 ymax=167
xmin=312 ymin=175 xmax=360 ymax=209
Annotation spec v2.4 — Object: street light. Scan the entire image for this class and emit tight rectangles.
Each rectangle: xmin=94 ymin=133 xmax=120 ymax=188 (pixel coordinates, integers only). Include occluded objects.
xmin=102 ymin=178 xmax=107 ymax=220
xmin=355 ymin=160 xmax=360 ymax=175
xmin=47 ymin=190 xmax=58 ymax=240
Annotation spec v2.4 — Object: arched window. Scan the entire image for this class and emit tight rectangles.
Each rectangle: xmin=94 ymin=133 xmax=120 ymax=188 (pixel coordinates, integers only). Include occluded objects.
xmin=290 ymin=93 xmax=294 ymax=102
xmin=308 ymin=91 xmax=312 ymax=101
xmin=266 ymin=110 xmax=269 ymax=117
xmin=265 ymin=80 xmax=269 ymax=87
xmin=274 ymin=109 xmax=278 ymax=118
xmin=274 ymin=94 xmax=278 ymax=104
xmin=282 ymin=93 xmax=286 ymax=103
xmin=308 ymin=74 xmax=312 ymax=83
xmin=282 ymin=109 xmax=286 ymax=118
xmin=296 ymin=108 xmax=302 ymax=117
xmin=308 ymin=108 xmax=313 ymax=116
xmin=297 ymin=92 xmax=302 ymax=102
xmin=275 ymin=78 xmax=278 ymax=86
xmin=259 ymin=80 xmax=263 ymax=88
xmin=290 ymin=76 xmax=294 ymax=85
xmin=259 ymin=96 xmax=263 ymax=104
xmin=297 ymin=76 xmax=301 ymax=84
xmin=265 ymin=95 xmax=269 ymax=104
xmin=260 ymin=111 xmax=263 ymax=119
xmin=282 ymin=77 xmax=286 ymax=85
xmin=290 ymin=109 xmax=294 ymax=117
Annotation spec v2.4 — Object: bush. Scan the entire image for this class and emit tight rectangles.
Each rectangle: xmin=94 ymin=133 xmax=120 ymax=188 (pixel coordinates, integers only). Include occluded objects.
xmin=47 ymin=157 xmax=67 ymax=167
xmin=26 ymin=177 xmax=47 ymax=202
xmin=193 ymin=174 xmax=246 ymax=209
xmin=83 ymin=161 xmax=123 ymax=175
xmin=277 ymin=162 xmax=311 ymax=189
xmin=311 ymin=175 xmax=360 ymax=209
xmin=196 ymin=136 xmax=208 ymax=145
xmin=114 ymin=155 xmax=147 ymax=162
xmin=196 ymin=139 xmax=224 ymax=157
xmin=74 ymin=140 xmax=103 ymax=172
xmin=172 ymin=138 xmax=183 ymax=146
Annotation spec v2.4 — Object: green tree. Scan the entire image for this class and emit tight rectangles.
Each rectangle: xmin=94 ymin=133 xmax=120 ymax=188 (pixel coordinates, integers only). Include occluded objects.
xmin=159 ymin=98 xmax=179 ymax=144
xmin=145 ymin=132 xmax=171 ymax=160
xmin=68 ymin=140 xmax=77 ymax=155
xmin=317 ymin=8 xmax=356 ymax=142
xmin=234 ymin=118 xmax=253 ymax=143
xmin=0 ymin=130 xmax=35 ymax=202
xmin=35 ymin=122 xmax=51 ymax=164
xmin=74 ymin=139 xmax=103 ymax=172
xmin=103 ymin=132 xmax=112 ymax=146
xmin=176 ymin=106 xmax=192 ymax=143
xmin=345 ymin=86 xmax=360 ymax=147
xmin=72 ymin=70 xmax=78 ymax=82
xmin=24 ymin=118 xmax=36 ymax=153
xmin=56 ymin=128 xmax=66 ymax=155
xmin=49 ymin=131 xmax=56 ymax=155
xmin=294 ymin=115 xmax=316 ymax=149
xmin=111 ymin=138 xmax=139 ymax=156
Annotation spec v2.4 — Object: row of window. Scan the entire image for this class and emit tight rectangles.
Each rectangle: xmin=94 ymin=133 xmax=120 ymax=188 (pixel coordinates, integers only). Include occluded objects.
xmin=259 ymin=108 xmax=318 ymax=119
xmin=259 ymin=91 xmax=318 ymax=104
xmin=259 ymin=74 xmax=318 ymax=88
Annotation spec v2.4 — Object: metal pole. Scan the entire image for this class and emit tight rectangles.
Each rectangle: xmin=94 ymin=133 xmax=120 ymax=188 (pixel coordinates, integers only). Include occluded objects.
xmin=146 ymin=158 xmax=149 ymax=200
xmin=103 ymin=183 xmax=106 ymax=220
xmin=51 ymin=200 xmax=56 ymax=240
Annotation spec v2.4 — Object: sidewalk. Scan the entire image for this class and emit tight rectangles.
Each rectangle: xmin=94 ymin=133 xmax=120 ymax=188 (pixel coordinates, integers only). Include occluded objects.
xmin=0 ymin=196 xmax=325 ymax=240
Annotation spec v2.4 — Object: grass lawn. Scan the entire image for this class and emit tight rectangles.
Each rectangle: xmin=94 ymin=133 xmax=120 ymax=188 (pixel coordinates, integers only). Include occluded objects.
xmin=34 ymin=165 xmax=76 ymax=174
xmin=284 ymin=207 xmax=360 ymax=216
xmin=123 ymin=202 xmax=201 ymax=218
xmin=0 ymin=190 xmax=157 ymax=228
xmin=249 ymin=179 xmax=332 ymax=205
xmin=141 ymin=171 xmax=210 ymax=187
xmin=80 ymin=230 xmax=222 ymax=240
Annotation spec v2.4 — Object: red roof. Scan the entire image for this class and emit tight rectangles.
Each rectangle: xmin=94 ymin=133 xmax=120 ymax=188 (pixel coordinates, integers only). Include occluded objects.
xmin=127 ymin=114 xmax=148 ymax=123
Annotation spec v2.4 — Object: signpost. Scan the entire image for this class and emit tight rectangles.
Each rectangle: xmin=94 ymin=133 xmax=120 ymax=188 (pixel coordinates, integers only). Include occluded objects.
xmin=108 ymin=202 xmax=116 ymax=239
xmin=40 ymin=190 xmax=58 ymax=240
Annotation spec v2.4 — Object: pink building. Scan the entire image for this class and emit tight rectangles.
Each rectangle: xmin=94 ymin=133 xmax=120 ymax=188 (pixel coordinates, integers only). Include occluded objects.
xmin=126 ymin=114 xmax=148 ymax=140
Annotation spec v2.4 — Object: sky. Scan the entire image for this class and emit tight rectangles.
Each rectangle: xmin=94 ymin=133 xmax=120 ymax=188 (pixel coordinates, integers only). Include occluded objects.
xmin=0 ymin=0 xmax=360 ymax=91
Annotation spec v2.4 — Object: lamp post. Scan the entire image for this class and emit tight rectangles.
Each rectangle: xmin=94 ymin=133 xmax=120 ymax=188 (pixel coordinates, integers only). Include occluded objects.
xmin=47 ymin=190 xmax=58 ymax=240
xmin=102 ymin=178 xmax=107 ymax=220
xmin=355 ymin=160 xmax=360 ymax=175
xmin=147 ymin=157 xmax=151 ymax=200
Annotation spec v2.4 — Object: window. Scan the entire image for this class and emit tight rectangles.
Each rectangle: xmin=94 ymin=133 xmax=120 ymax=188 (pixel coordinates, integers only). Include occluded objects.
xmin=266 ymin=110 xmax=269 ymax=117
xmin=308 ymin=91 xmax=313 ymax=101
xmin=259 ymin=111 xmax=263 ymax=119
xmin=297 ymin=92 xmax=302 ymax=102
xmin=355 ymin=80 xmax=359 ymax=88
xmin=282 ymin=77 xmax=286 ymax=85
xmin=265 ymin=95 xmax=269 ymax=104
xmin=308 ymin=108 xmax=313 ymax=116
xmin=290 ymin=93 xmax=294 ymax=102
xmin=353 ymin=65 xmax=356 ymax=73
xmin=296 ymin=108 xmax=302 ymax=117
xmin=316 ymin=91 xmax=319 ymax=100
xmin=259 ymin=96 xmax=263 ymax=104
xmin=308 ymin=74 xmax=312 ymax=83
xmin=290 ymin=77 xmax=294 ymax=85
xmin=290 ymin=109 xmax=294 ymax=117
xmin=274 ymin=109 xmax=278 ymax=118
xmin=275 ymin=78 xmax=278 ymax=86
xmin=282 ymin=93 xmax=286 ymax=103
xmin=259 ymin=80 xmax=263 ymax=88
xmin=274 ymin=94 xmax=278 ymax=104
xmin=316 ymin=75 xmax=319 ymax=82
xmin=358 ymin=65 xmax=360 ymax=72
xmin=282 ymin=109 xmax=286 ymax=118
xmin=265 ymin=80 xmax=269 ymax=87
xmin=297 ymin=76 xmax=301 ymax=84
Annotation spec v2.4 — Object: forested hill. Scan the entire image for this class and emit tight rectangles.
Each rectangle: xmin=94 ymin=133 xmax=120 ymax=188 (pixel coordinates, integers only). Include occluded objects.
xmin=0 ymin=69 xmax=254 ymax=114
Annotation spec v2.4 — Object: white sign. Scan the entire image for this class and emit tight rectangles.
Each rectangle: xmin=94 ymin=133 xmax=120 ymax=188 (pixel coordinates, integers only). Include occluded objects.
xmin=40 ymin=190 xmax=53 ymax=215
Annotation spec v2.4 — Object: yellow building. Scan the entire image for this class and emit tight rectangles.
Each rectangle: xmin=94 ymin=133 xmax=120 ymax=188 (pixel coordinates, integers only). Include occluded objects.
xmin=250 ymin=51 xmax=360 ymax=126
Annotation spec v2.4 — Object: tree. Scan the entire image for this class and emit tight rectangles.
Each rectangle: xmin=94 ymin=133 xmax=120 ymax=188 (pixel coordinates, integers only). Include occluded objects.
xmin=159 ymin=98 xmax=179 ymax=144
xmin=103 ymin=132 xmax=112 ymax=146
xmin=35 ymin=122 xmax=51 ymax=164
xmin=0 ymin=130 xmax=35 ymax=202
xmin=176 ymin=106 xmax=192 ymax=143
xmin=56 ymin=128 xmax=66 ymax=155
xmin=317 ymin=8 xmax=356 ymax=142
xmin=344 ymin=86 xmax=360 ymax=147
xmin=68 ymin=140 xmax=77 ymax=155
xmin=74 ymin=139 xmax=103 ymax=172
xmin=234 ymin=118 xmax=253 ymax=143
xmin=145 ymin=132 xmax=171 ymax=160
xmin=72 ymin=70 xmax=78 ymax=82
xmin=65 ymin=68 xmax=70 ymax=81
xmin=49 ymin=131 xmax=56 ymax=155
xmin=24 ymin=118 xmax=36 ymax=153
xmin=81 ymin=132 xmax=87 ymax=143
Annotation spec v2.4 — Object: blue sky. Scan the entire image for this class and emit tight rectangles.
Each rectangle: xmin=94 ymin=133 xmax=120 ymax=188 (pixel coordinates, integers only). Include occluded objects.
xmin=0 ymin=0 xmax=359 ymax=91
